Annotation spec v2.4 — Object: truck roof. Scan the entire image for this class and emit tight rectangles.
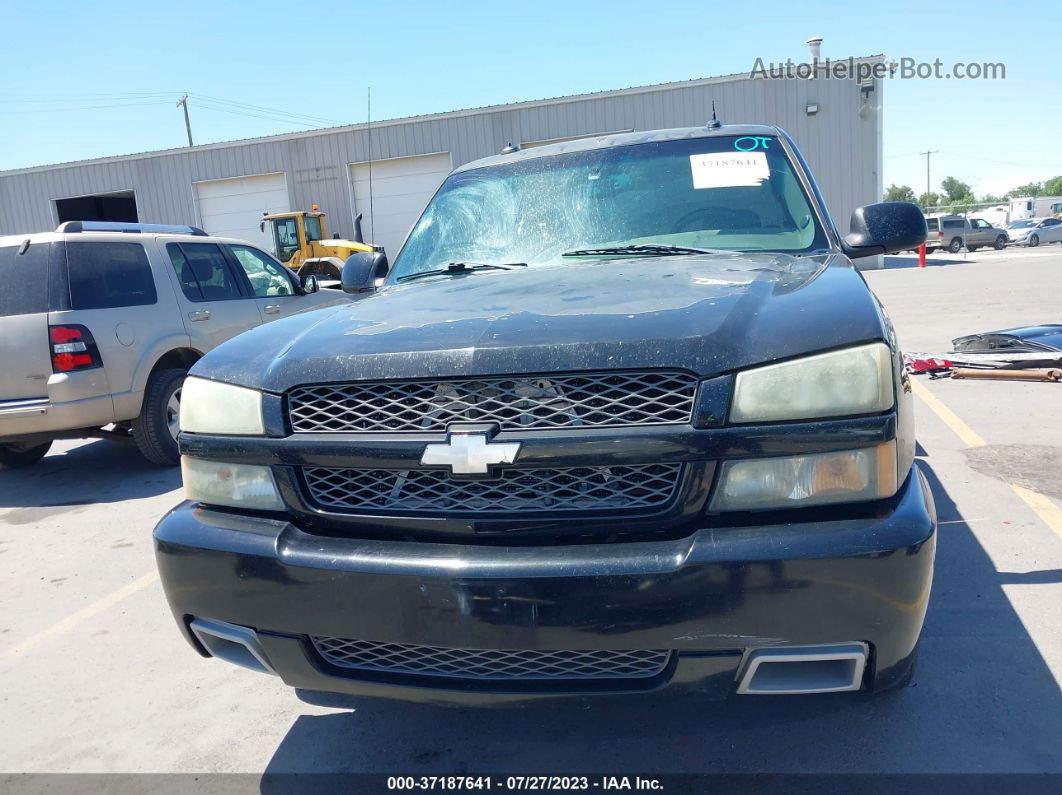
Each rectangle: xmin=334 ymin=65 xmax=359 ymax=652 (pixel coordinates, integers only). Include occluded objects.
xmin=453 ymin=123 xmax=784 ymax=174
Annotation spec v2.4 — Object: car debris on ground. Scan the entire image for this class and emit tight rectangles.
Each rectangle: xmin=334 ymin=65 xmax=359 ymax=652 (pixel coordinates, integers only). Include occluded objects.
xmin=903 ymin=325 xmax=1062 ymax=381
xmin=950 ymin=367 xmax=1062 ymax=382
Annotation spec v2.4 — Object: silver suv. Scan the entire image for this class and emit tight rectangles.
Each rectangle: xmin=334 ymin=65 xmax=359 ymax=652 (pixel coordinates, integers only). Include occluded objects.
xmin=925 ymin=214 xmax=1007 ymax=253
xmin=0 ymin=222 xmax=347 ymax=469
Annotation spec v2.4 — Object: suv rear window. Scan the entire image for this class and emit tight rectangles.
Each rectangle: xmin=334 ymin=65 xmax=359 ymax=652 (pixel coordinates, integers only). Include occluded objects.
xmin=925 ymin=218 xmax=939 ymax=232
xmin=942 ymin=219 xmax=964 ymax=230
xmin=0 ymin=242 xmax=50 ymax=317
xmin=66 ymin=242 xmax=157 ymax=310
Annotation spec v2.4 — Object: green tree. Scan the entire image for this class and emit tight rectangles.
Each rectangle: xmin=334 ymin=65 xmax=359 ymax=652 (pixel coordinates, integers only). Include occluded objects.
xmin=919 ymin=191 xmax=941 ymax=211
xmin=884 ymin=184 xmax=916 ymax=202
xmin=980 ymin=193 xmax=1004 ymax=205
xmin=1006 ymin=181 xmax=1044 ymax=199
xmin=940 ymin=176 xmax=973 ymax=203
xmin=1042 ymin=176 xmax=1062 ymax=196
xmin=943 ymin=198 xmax=979 ymax=214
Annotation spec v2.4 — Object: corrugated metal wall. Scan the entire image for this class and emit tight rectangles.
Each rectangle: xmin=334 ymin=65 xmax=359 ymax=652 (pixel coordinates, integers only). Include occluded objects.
xmin=0 ymin=66 xmax=882 ymax=260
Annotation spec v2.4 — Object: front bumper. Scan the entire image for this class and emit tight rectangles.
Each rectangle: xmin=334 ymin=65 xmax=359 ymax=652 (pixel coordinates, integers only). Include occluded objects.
xmin=154 ymin=465 xmax=936 ymax=704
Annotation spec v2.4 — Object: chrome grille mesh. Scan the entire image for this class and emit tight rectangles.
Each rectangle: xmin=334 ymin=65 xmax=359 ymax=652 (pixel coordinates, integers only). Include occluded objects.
xmin=311 ymin=637 xmax=672 ymax=680
xmin=287 ymin=371 xmax=697 ymax=433
xmin=303 ymin=463 xmax=682 ymax=513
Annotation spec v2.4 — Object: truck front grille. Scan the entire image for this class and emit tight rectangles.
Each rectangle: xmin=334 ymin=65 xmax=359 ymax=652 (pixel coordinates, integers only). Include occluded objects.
xmin=311 ymin=637 xmax=672 ymax=681
xmin=287 ymin=371 xmax=698 ymax=433
xmin=302 ymin=463 xmax=682 ymax=514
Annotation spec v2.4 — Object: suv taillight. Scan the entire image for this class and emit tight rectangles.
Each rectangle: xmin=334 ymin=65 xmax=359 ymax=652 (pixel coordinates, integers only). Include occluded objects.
xmin=49 ymin=325 xmax=103 ymax=373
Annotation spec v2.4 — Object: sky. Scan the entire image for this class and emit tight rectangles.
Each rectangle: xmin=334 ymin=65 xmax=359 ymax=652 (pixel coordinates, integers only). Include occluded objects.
xmin=0 ymin=0 xmax=1055 ymax=200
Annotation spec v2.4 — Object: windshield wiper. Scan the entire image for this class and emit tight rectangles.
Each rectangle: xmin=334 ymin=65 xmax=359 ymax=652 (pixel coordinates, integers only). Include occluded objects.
xmin=561 ymin=244 xmax=717 ymax=258
xmin=397 ymin=261 xmax=528 ymax=283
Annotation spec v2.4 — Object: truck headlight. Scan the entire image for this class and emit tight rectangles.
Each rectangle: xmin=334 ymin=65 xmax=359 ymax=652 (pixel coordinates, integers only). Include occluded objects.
xmin=179 ymin=377 xmax=265 ymax=435
xmin=181 ymin=457 xmax=284 ymax=511
xmin=711 ymin=441 xmax=898 ymax=511
xmin=730 ymin=343 xmax=893 ymax=423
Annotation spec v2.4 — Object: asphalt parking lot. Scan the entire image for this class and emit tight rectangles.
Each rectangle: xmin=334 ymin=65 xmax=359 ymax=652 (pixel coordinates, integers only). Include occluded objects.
xmin=1 ymin=247 xmax=1060 ymax=779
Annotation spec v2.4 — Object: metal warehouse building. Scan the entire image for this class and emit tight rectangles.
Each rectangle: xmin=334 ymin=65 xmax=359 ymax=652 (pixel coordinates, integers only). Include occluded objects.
xmin=0 ymin=56 xmax=884 ymax=264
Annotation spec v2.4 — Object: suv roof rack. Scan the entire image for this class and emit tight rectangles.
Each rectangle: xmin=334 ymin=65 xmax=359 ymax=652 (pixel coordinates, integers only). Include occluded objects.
xmin=56 ymin=221 xmax=208 ymax=236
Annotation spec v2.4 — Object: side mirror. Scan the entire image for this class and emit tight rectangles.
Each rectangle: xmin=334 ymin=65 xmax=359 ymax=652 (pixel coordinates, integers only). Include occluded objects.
xmin=342 ymin=250 xmax=389 ymax=294
xmin=841 ymin=201 xmax=927 ymax=259
xmin=300 ymin=273 xmax=319 ymax=294
xmin=259 ymin=221 xmax=265 ymax=233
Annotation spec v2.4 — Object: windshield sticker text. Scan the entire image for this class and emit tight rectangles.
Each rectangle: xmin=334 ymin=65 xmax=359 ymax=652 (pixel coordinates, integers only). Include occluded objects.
xmin=734 ymin=136 xmax=772 ymax=151
xmin=689 ymin=152 xmax=770 ymax=189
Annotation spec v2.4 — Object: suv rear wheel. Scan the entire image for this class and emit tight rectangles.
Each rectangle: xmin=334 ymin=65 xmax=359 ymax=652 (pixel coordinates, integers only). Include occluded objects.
xmin=133 ymin=368 xmax=187 ymax=465
xmin=948 ymin=237 xmax=962 ymax=253
xmin=0 ymin=441 xmax=52 ymax=470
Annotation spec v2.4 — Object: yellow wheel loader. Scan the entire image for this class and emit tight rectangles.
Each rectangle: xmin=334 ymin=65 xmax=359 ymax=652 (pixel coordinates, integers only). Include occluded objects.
xmin=260 ymin=205 xmax=373 ymax=283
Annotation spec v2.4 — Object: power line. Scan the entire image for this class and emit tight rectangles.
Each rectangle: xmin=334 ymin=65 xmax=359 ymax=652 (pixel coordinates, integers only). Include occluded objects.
xmin=192 ymin=101 xmax=336 ymax=128
xmin=0 ymin=91 xmax=180 ymax=99
xmin=0 ymin=91 xmax=346 ymax=128
xmin=189 ymin=93 xmax=344 ymax=126
xmin=889 ymin=148 xmax=1062 ymax=169
xmin=0 ymin=100 xmax=173 ymax=114
xmin=942 ymin=152 xmax=1062 ymax=169
xmin=0 ymin=92 xmax=180 ymax=104
xmin=188 ymin=96 xmax=348 ymax=129
xmin=0 ymin=95 xmax=177 ymax=104
xmin=190 ymin=102 xmax=326 ymax=129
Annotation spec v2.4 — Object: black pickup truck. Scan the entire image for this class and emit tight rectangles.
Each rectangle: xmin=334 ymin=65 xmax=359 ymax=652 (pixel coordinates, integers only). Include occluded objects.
xmin=155 ymin=124 xmax=934 ymax=703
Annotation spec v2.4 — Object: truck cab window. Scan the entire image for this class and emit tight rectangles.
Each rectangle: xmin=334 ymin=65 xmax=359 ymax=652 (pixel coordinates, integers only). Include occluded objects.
xmin=272 ymin=218 xmax=300 ymax=262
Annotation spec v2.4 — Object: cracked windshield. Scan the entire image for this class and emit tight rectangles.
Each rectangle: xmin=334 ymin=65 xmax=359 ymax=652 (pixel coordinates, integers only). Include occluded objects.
xmin=392 ymin=135 xmax=828 ymax=279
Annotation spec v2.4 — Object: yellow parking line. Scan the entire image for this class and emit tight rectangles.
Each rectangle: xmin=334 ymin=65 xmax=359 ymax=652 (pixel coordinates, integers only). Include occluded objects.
xmin=1010 ymin=484 xmax=1062 ymax=540
xmin=910 ymin=378 xmax=1062 ymax=540
xmin=909 ymin=379 xmax=986 ymax=448
xmin=0 ymin=570 xmax=159 ymax=662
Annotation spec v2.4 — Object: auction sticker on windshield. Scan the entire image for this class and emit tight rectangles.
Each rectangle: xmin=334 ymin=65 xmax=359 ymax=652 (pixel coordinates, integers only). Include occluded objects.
xmin=689 ymin=151 xmax=769 ymax=189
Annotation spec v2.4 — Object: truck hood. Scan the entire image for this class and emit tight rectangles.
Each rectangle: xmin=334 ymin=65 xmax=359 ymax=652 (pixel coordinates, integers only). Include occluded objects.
xmin=194 ymin=252 xmax=887 ymax=393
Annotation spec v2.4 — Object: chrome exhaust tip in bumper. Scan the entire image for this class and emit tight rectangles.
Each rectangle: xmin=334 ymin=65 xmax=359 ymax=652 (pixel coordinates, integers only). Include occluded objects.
xmin=735 ymin=643 xmax=867 ymax=695
xmin=189 ymin=617 xmax=277 ymax=676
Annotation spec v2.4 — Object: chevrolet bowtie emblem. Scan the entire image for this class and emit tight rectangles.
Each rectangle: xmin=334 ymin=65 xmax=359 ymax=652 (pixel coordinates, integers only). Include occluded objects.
xmin=420 ymin=432 xmax=521 ymax=475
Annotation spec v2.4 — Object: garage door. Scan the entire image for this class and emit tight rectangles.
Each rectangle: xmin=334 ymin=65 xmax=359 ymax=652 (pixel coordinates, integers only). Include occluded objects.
xmin=350 ymin=153 xmax=452 ymax=257
xmin=194 ymin=172 xmax=289 ymax=249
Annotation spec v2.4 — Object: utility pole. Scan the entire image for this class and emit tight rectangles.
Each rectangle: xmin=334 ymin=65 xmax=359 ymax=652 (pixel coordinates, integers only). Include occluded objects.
xmin=177 ymin=95 xmax=193 ymax=147
xmin=921 ymin=150 xmax=938 ymax=209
